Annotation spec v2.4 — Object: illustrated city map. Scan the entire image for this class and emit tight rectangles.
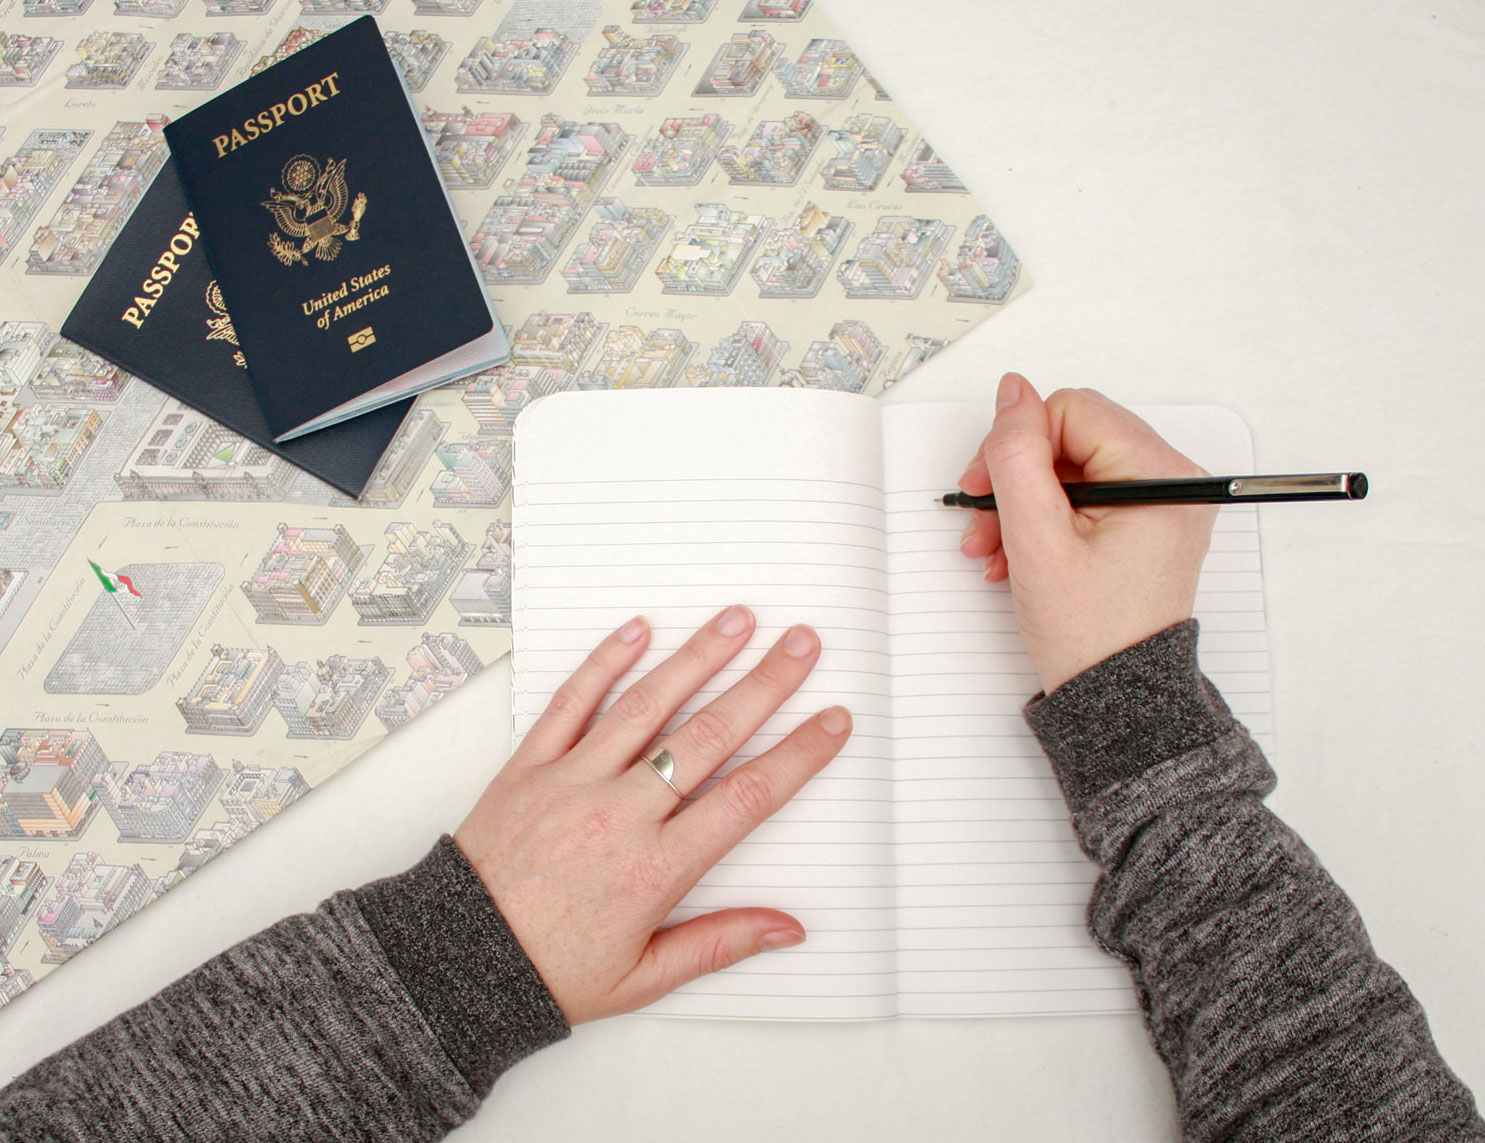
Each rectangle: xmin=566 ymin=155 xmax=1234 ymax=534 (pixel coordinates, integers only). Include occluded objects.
xmin=0 ymin=0 xmax=1024 ymax=1005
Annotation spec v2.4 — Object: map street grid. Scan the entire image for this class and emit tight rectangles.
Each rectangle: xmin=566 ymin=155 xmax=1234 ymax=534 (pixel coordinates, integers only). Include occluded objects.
xmin=0 ymin=0 xmax=1024 ymax=1005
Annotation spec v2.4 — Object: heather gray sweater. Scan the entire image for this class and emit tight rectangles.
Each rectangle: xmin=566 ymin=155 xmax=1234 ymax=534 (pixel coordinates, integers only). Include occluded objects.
xmin=1 ymin=620 xmax=1479 ymax=1141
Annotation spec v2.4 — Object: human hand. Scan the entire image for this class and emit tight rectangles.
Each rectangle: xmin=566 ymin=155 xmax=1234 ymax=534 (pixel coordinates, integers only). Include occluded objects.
xmin=452 ymin=607 xmax=851 ymax=1025
xmin=958 ymin=374 xmax=1219 ymax=693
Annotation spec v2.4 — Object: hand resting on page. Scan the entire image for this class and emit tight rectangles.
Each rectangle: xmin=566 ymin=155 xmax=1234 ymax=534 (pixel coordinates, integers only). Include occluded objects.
xmin=453 ymin=605 xmax=851 ymax=1024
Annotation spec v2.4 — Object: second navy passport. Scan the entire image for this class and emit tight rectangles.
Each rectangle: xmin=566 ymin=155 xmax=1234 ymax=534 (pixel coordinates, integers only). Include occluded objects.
xmin=163 ymin=16 xmax=502 ymax=441
xmin=62 ymin=158 xmax=410 ymax=499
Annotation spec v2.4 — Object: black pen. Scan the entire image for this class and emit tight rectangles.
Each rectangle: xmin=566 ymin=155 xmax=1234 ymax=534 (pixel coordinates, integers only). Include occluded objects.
xmin=940 ymin=472 xmax=1369 ymax=510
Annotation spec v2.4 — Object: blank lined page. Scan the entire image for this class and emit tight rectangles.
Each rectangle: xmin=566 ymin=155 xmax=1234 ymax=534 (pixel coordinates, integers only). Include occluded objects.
xmin=880 ymin=402 xmax=1270 ymax=1017
xmin=513 ymin=389 xmax=897 ymax=1020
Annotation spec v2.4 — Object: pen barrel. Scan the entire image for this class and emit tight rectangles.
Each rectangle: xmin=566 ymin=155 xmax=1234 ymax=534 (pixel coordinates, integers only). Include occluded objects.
xmin=1061 ymin=478 xmax=1230 ymax=506
xmin=942 ymin=473 xmax=1367 ymax=510
xmin=1064 ymin=473 xmax=1366 ymax=505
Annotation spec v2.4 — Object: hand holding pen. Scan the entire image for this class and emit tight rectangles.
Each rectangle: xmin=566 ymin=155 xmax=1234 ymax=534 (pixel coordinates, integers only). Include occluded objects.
xmin=943 ymin=472 xmax=1367 ymax=510
xmin=953 ymin=376 xmax=1359 ymax=692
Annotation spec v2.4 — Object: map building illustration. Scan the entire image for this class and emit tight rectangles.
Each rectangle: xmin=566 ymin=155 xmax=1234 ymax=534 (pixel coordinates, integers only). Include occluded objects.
xmin=92 ymin=753 xmax=224 ymax=843
xmin=27 ymin=120 xmax=167 ymax=276
xmin=688 ymin=321 xmax=789 ymax=387
xmin=449 ymin=522 xmax=513 ymax=627
xmin=421 ymin=109 xmax=527 ymax=189
xmin=630 ymin=0 xmax=715 ymax=21
xmin=376 ymin=632 xmax=484 ymax=730
xmin=430 ymin=438 xmax=513 ymax=506
xmin=0 ymin=130 xmax=91 ymax=268
xmin=717 ymin=112 xmax=822 ymax=186
xmin=820 ymin=114 xmax=905 ymax=192
xmin=63 ymin=32 xmax=153 ymax=90
xmin=274 ymin=656 xmax=392 ymax=739
xmin=836 ymin=215 xmax=955 ymax=300
xmin=469 ymin=117 xmax=632 ymax=285
xmin=177 ymin=646 xmax=286 ymax=735
xmin=630 ymin=114 xmax=731 ymax=186
xmin=655 ymin=203 xmax=771 ymax=295
xmin=0 ymin=729 xmax=111 ymax=842
xmin=584 ymin=26 xmax=687 ymax=96
xmin=561 ymin=197 xmax=673 ymax=293
xmin=773 ymin=37 xmax=862 ymax=99
xmin=241 ymin=524 xmax=367 ymax=625
xmin=779 ymin=318 xmax=884 ymax=392
xmin=692 ymin=28 xmax=779 ymax=96
xmin=350 ymin=521 xmax=473 ymax=625
xmin=750 ymin=203 xmax=852 ymax=299
xmin=0 ymin=35 xmax=62 ymax=88
xmin=937 ymin=214 xmax=1022 ymax=304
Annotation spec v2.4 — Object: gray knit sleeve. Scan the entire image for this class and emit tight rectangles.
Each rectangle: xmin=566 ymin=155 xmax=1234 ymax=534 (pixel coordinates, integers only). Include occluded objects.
xmin=1025 ymin=620 xmax=1484 ymax=1142
xmin=0 ymin=836 xmax=569 ymax=1143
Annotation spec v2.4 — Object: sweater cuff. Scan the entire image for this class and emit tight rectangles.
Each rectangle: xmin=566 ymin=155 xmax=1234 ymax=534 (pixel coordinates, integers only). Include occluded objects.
xmin=352 ymin=836 xmax=569 ymax=1096
xmin=1024 ymin=619 xmax=1237 ymax=817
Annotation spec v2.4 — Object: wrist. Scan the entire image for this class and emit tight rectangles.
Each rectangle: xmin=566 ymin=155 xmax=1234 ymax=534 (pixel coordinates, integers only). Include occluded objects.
xmin=1034 ymin=606 xmax=1200 ymax=694
xmin=1025 ymin=619 xmax=1236 ymax=816
xmin=352 ymin=836 xmax=569 ymax=1095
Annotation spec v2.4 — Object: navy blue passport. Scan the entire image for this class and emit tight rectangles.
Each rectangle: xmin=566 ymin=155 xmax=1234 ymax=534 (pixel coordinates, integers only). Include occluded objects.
xmin=163 ymin=16 xmax=508 ymax=442
xmin=62 ymin=157 xmax=411 ymax=499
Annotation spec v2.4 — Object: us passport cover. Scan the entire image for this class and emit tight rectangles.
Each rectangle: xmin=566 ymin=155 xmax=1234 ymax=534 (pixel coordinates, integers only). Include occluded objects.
xmin=163 ymin=16 xmax=501 ymax=441
xmin=62 ymin=157 xmax=412 ymax=500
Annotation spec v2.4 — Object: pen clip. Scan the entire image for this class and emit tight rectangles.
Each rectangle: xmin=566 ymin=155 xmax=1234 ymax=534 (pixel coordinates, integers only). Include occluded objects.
xmin=1226 ymin=474 xmax=1361 ymax=498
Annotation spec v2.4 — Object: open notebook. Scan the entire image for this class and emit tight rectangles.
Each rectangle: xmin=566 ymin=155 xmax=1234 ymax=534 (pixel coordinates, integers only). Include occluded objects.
xmin=511 ymin=389 xmax=1272 ymax=1020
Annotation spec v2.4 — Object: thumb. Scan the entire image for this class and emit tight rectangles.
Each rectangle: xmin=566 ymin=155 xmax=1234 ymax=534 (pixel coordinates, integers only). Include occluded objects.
xmin=982 ymin=374 xmax=1072 ymax=541
xmin=611 ymin=909 xmax=805 ymax=1014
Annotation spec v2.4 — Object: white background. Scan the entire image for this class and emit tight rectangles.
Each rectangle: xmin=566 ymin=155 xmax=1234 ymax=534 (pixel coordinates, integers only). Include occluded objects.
xmin=4 ymin=1 xmax=1483 ymax=1138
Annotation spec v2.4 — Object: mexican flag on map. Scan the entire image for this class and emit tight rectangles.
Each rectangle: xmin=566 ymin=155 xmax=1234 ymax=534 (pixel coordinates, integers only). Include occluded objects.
xmin=88 ymin=560 xmax=141 ymax=598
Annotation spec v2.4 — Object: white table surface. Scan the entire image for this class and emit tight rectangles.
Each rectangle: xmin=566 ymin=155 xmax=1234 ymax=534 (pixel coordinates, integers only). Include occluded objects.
xmin=4 ymin=1 xmax=1483 ymax=1138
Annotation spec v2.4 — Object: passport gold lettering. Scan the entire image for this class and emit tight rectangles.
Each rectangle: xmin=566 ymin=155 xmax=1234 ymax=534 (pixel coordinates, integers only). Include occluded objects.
xmin=120 ymin=213 xmax=202 ymax=329
xmin=303 ymin=281 xmax=350 ymax=316
xmin=349 ymin=264 xmax=390 ymax=292
xmin=302 ymin=264 xmax=393 ymax=329
xmin=332 ymin=283 xmax=389 ymax=323
xmin=211 ymin=72 xmax=342 ymax=159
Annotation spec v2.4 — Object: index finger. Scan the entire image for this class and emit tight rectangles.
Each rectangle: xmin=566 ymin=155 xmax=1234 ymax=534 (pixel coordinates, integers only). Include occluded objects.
xmin=515 ymin=616 xmax=651 ymax=765
xmin=1044 ymin=388 xmax=1208 ymax=483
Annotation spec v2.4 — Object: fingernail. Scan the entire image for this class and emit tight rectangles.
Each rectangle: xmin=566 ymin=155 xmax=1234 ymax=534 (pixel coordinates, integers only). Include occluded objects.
xmin=714 ymin=605 xmax=751 ymax=637
xmin=818 ymin=706 xmax=850 ymax=735
xmin=996 ymin=374 xmax=1020 ymax=410
xmin=957 ymin=458 xmax=980 ymax=487
xmin=616 ymin=616 xmax=648 ymax=643
xmin=759 ymin=929 xmax=805 ymax=952
xmin=783 ymin=624 xmax=817 ymax=657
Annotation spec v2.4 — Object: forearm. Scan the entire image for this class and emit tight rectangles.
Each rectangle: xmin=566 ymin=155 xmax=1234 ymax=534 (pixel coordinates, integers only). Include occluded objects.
xmin=0 ymin=838 xmax=568 ymax=1143
xmin=1027 ymin=620 xmax=1483 ymax=1142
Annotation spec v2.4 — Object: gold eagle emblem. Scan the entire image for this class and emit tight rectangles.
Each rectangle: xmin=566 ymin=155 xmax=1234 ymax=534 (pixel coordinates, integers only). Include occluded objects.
xmin=205 ymin=280 xmax=247 ymax=368
xmin=203 ymin=280 xmax=238 ymax=345
xmin=262 ymin=154 xmax=367 ymax=267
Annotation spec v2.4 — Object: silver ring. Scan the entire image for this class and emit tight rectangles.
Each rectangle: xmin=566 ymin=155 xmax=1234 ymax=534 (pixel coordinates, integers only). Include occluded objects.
xmin=639 ymin=749 xmax=681 ymax=798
